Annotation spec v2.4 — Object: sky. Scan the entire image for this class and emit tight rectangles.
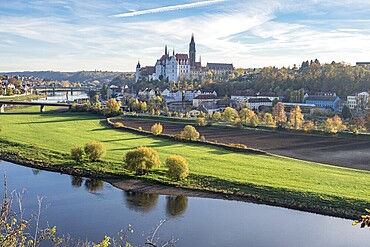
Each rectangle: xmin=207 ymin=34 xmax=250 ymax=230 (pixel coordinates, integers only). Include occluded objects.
xmin=1 ymin=0 xmax=370 ymax=72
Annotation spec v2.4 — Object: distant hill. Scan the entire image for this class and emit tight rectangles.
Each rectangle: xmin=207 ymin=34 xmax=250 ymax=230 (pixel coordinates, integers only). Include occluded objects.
xmin=2 ymin=71 xmax=126 ymax=83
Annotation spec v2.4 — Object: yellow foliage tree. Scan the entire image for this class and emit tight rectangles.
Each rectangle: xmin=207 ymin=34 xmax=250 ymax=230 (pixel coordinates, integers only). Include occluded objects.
xmin=151 ymin=123 xmax=163 ymax=135
xmin=289 ymin=105 xmax=304 ymax=130
xmin=166 ymin=155 xmax=189 ymax=180
xmin=324 ymin=115 xmax=346 ymax=134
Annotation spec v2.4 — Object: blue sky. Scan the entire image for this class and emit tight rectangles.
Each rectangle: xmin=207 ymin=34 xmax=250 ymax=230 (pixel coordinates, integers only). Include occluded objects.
xmin=1 ymin=0 xmax=370 ymax=72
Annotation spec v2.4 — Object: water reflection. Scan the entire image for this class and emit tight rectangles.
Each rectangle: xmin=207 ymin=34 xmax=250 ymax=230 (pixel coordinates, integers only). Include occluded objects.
xmin=124 ymin=191 xmax=159 ymax=213
xmin=84 ymin=178 xmax=104 ymax=193
xmin=166 ymin=196 xmax=188 ymax=218
xmin=71 ymin=176 xmax=84 ymax=188
xmin=32 ymin=169 xmax=41 ymax=175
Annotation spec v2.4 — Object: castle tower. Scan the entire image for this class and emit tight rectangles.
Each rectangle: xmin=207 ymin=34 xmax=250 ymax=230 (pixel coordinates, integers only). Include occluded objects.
xmin=189 ymin=34 xmax=196 ymax=67
xmin=165 ymin=45 xmax=168 ymax=56
xmin=135 ymin=60 xmax=141 ymax=83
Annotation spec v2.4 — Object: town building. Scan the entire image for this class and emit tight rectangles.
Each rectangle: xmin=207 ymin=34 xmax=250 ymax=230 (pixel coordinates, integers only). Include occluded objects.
xmin=304 ymin=92 xmax=340 ymax=111
xmin=247 ymin=98 xmax=272 ymax=110
xmin=347 ymin=92 xmax=369 ymax=110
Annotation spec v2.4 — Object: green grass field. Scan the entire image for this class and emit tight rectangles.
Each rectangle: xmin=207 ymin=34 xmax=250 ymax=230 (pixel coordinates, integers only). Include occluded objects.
xmin=1 ymin=106 xmax=370 ymax=218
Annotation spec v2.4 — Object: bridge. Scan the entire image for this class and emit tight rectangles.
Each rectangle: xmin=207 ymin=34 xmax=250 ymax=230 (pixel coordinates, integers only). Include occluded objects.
xmin=0 ymin=100 xmax=73 ymax=113
xmin=34 ymin=86 xmax=99 ymax=95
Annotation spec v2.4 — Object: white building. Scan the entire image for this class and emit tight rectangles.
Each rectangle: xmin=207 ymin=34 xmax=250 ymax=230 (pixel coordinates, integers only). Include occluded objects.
xmin=347 ymin=92 xmax=369 ymax=110
xmin=247 ymin=98 xmax=272 ymax=110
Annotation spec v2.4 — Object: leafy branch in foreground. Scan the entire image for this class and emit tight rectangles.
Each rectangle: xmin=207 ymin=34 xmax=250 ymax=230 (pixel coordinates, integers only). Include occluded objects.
xmin=353 ymin=209 xmax=370 ymax=228
xmin=1 ymin=174 xmax=176 ymax=247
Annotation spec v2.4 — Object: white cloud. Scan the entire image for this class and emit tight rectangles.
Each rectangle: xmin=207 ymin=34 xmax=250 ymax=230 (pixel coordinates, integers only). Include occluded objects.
xmin=112 ymin=0 xmax=227 ymax=18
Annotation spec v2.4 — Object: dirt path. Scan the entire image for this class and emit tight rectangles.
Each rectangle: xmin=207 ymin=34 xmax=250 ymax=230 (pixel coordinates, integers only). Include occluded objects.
xmin=113 ymin=117 xmax=370 ymax=171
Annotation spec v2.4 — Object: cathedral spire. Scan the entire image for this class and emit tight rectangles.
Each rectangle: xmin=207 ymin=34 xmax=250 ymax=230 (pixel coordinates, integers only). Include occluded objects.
xmin=189 ymin=34 xmax=196 ymax=67
xmin=165 ymin=45 xmax=168 ymax=56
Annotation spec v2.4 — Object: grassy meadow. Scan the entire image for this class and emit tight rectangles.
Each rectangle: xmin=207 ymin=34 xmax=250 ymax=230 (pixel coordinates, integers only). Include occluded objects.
xmin=1 ymin=106 xmax=370 ymax=218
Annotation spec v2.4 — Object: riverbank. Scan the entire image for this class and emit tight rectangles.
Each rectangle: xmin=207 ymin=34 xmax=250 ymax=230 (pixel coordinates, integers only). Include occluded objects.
xmin=1 ymin=107 xmax=370 ymax=219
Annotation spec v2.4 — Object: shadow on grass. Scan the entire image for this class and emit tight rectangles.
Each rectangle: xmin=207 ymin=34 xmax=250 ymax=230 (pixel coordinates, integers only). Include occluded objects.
xmin=101 ymin=136 xmax=146 ymax=142
xmin=17 ymin=117 xmax=93 ymax=125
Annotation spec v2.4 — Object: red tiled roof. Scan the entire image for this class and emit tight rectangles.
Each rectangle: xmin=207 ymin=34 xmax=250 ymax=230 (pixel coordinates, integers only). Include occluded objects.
xmin=194 ymin=94 xmax=218 ymax=100
xmin=175 ymin=54 xmax=189 ymax=61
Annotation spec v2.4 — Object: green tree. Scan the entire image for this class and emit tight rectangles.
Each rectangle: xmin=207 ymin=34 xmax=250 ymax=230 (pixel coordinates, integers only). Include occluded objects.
xmin=222 ymin=107 xmax=238 ymax=122
xmin=341 ymin=105 xmax=352 ymax=120
xmin=84 ymin=140 xmax=106 ymax=161
xmin=71 ymin=146 xmax=84 ymax=163
xmin=124 ymin=146 xmax=161 ymax=175
xmin=166 ymin=155 xmax=189 ymax=180
xmin=289 ymin=105 xmax=304 ymax=130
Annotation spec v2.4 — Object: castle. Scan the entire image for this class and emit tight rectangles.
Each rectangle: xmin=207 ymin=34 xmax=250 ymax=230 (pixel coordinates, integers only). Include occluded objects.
xmin=135 ymin=35 xmax=233 ymax=82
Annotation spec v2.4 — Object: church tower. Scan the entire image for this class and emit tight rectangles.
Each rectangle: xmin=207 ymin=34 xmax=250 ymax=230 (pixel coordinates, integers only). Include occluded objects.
xmin=189 ymin=34 xmax=196 ymax=67
xmin=135 ymin=60 xmax=141 ymax=83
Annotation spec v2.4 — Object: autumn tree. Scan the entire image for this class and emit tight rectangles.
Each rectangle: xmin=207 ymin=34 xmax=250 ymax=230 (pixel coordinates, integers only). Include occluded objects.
xmin=84 ymin=141 xmax=106 ymax=162
xmin=222 ymin=107 xmax=238 ymax=122
xmin=288 ymin=105 xmax=304 ymax=130
xmin=324 ymin=115 xmax=346 ymax=134
xmin=364 ymin=111 xmax=370 ymax=131
xmin=341 ymin=105 xmax=352 ymax=120
xmin=302 ymin=121 xmax=315 ymax=132
xmin=180 ymin=125 xmax=200 ymax=140
xmin=239 ymin=108 xmax=255 ymax=123
xmin=212 ymin=112 xmax=221 ymax=121
xmin=151 ymin=123 xmax=163 ymax=135
xmin=263 ymin=113 xmax=275 ymax=126
xmin=124 ymin=146 xmax=161 ymax=175
xmin=106 ymin=98 xmax=121 ymax=113
xmin=272 ymin=102 xmax=287 ymax=128
xmin=140 ymin=101 xmax=148 ymax=113
xmin=166 ymin=155 xmax=189 ymax=180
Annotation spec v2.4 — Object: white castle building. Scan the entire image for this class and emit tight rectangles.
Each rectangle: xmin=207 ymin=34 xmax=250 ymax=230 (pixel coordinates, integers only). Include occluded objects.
xmin=136 ymin=35 xmax=198 ymax=83
xmin=135 ymin=34 xmax=233 ymax=83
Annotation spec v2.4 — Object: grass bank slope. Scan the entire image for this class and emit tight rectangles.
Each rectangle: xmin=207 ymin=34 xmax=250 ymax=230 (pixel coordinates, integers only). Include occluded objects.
xmin=1 ymin=107 xmax=370 ymax=218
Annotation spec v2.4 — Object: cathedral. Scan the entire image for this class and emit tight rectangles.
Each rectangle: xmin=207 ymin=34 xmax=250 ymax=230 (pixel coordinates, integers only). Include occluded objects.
xmin=136 ymin=34 xmax=201 ymax=83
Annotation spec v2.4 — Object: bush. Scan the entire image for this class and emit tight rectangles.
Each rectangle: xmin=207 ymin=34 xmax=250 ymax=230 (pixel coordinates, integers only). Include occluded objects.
xmin=151 ymin=123 xmax=163 ymax=135
xmin=229 ymin=143 xmax=248 ymax=149
xmin=233 ymin=118 xmax=243 ymax=129
xmin=124 ymin=146 xmax=161 ymax=174
xmin=196 ymin=117 xmax=207 ymax=126
xmin=71 ymin=146 xmax=84 ymax=163
xmin=180 ymin=125 xmax=200 ymax=140
xmin=84 ymin=140 xmax=106 ymax=161
xmin=166 ymin=155 xmax=189 ymax=180
xmin=114 ymin=122 xmax=124 ymax=128
xmin=138 ymin=126 xmax=143 ymax=131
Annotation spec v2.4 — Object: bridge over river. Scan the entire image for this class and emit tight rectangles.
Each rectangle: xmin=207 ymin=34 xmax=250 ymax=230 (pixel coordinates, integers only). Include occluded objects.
xmin=0 ymin=100 xmax=73 ymax=113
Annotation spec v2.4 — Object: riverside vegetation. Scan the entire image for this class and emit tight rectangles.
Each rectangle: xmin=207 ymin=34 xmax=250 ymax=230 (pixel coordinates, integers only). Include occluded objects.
xmin=1 ymin=107 xmax=370 ymax=218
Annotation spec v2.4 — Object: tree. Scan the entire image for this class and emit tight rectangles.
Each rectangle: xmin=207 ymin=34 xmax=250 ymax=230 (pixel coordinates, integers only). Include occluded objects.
xmin=180 ymin=125 xmax=200 ymax=140
xmin=272 ymin=102 xmax=287 ymax=127
xmin=365 ymin=111 xmax=370 ymax=131
xmin=124 ymin=146 xmax=161 ymax=175
xmin=341 ymin=105 xmax=352 ymax=119
xmin=250 ymin=115 xmax=260 ymax=127
xmin=263 ymin=113 xmax=275 ymax=126
xmin=212 ymin=112 xmax=221 ymax=121
xmin=303 ymin=121 xmax=315 ymax=132
xmin=222 ymin=107 xmax=238 ymax=122
xmin=289 ymin=105 xmax=304 ymax=130
xmin=71 ymin=146 xmax=84 ymax=163
xmin=196 ymin=117 xmax=207 ymax=126
xmin=239 ymin=108 xmax=255 ymax=123
xmin=106 ymin=98 xmax=121 ymax=113
xmin=166 ymin=155 xmax=189 ymax=180
xmin=324 ymin=115 xmax=346 ymax=134
xmin=151 ymin=123 xmax=163 ymax=135
xmin=140 ymin=101 xmax=148 ymax=113
xmin=84 ymin=140 xmax=106 ymax=161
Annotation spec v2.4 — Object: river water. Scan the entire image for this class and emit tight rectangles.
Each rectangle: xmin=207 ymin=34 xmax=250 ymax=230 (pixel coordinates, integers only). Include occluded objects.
xmin=0 ymin=161 xmax=369 ymax=247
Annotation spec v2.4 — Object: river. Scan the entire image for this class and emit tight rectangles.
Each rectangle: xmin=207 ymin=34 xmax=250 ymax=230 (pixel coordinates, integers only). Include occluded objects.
xmin=0 ymin=161 xmax=369 ymax=246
